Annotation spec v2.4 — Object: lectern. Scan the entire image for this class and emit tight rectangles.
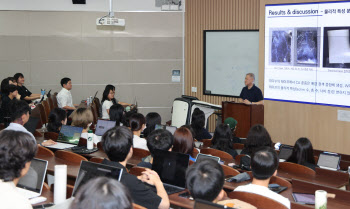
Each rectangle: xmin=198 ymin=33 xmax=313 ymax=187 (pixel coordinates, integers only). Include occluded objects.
xmin=222 ymin=102 xmax=264 ymax=138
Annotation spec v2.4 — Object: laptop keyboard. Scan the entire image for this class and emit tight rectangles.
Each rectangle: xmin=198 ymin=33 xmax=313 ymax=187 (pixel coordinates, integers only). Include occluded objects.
xmin=163 ymin=184 xmax=184 ymax=195
xmin=45 ymin=142 xmax=77 ymax=150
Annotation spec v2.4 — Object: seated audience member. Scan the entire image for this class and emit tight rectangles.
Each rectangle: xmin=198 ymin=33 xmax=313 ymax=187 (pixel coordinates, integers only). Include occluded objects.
xmin=173 ymin=127 xmax=196 ymax=162
xmin=137 ymin=129 xmax=174 ymax=169
xmin=186 ymin=159 xmax=226 ymax=203
xmin=5 ymin=99 xmax=55 ymax=146
xmin=286 ymin=137 xmax=317 ymax=170
xmin=101 ymin=126 xmax=170 ymax=209
xmin=143 ymin=112 xmax=161 ymax=138
xmin=14 ymin=73 xmax=40 ymax=104
xmin=224 ymin=117 xmax=241 ymax=144
xmin=0 ymin=84 xmax=18 ymax=124
xmin=57 ymin=77 xmax=76 ymax=116
xmin=1 ymin=77 xmax=20 ymax=99
xmin=0 ymin=130 xmax=38 ymax=209
xmin=101 ymin=85 xmax=118 ymax=120
xmin=191 ymin=108 xmax=212 ymax=140
xmin=240 ymin=124 xmax=272 ymax=170
xmin=71 ymin=108 xmax=100 ymax=144
xmin=130 ymin=113 xmax=148 ymax=150
xmin=235 ymin=147 xmax=291 ymax=209
xmin=70 ymin=177 xmax=133 ymax=209
xmin=47 ymin=108 xmax=67 ymax=133
xmin=211 ymin=124 xmax=238 ymax=158
xmin=109 ymin=103 xmax=125 ymax=126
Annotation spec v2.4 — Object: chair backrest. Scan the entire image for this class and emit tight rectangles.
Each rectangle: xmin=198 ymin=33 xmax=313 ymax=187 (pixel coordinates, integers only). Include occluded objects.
xmin=200 ymin=148 xmax=233 ymax=160
xmin=44 ymin=132 xmax=59 ymax=141
xmin=97 ymin=141 xmax=103 ymax=151
xmin=233 ymin=143 xmax=245 ymax=150
xmin=34 ymin=131 xmax=43 ymax=137
xmin=55 ymin=150 xmax=88 ymax=163
xmin=133 ymin=148 xmax=151 ymax=159
xmin=51 ymin=93 xmax=58 ymax=109
xmin=278 ymin=162 xmax=316 ymax=178
xmin=36 ymin=145 xmax=54 ymax=157
xmin=228 ymin=191 xmax=288 ymax=209
xmin=90 ymin=104 xmax=98 ymax=125
xmin=93 ymin=98 xmax=101 ymax=118
xmin=191 ymin=148 xmax=199 ymax=159
xmin=221 ymin=164 xmax=240 ymax=176
xmin=129 ymin=166 xmax=147 ymax=176
xmin=47 ymin=96 xmax=54 ymax=111
xmin=235 ymin=154 xmax=246 ymax=164
xmin=36 ymin=103 xmax=48 ymax=125
xmin=133 ymin=203 xmax=147 ymax=209
xmin=244 ymin=171 xmax=292 ymax=189
xmin=202 ymin=139 xmax=212 ymax=148
xmin=90 ymin=157 xmax=104 ymax=164
xmin=31 ymin=106 xmax=43 ymax=129
xmin=42 ymin=100 xmax=50 ymax=121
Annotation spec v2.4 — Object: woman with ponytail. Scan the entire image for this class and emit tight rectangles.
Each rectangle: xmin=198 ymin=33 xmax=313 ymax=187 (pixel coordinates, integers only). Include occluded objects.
xmin=129 ymin=113 xmax=147 ymax=150
xmin=47 ymin=108 xmax=67 ymax=133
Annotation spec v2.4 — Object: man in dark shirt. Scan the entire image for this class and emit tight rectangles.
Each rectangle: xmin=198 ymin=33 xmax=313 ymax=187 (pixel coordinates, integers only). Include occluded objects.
xmin=239 ymin=73 xmax=264 ymax=105
xmin=0 ymin=84 xmax=18 ymax=124
xmin=101 ymin=126 xmax=169 ymax=209
xmin=14 ymin=73 xmax=41 ymax=104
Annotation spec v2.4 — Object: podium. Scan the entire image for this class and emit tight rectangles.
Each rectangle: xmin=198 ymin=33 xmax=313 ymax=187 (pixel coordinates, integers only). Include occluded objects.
xmin=222 ymin=102 xmax=264 ymax=138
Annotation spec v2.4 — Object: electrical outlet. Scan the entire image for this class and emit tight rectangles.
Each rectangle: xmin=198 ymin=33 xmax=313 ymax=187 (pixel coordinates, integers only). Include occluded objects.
xmin=191 ymin=87 xmax=197 ymax=93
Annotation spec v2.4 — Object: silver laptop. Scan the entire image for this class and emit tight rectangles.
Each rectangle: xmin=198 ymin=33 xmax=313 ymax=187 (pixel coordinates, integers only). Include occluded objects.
xmin=17 ymin=158 xmax=48 ymax=199
xmin=95 ymin=119 xmax=116 ymax=136
xmin=317 ymin=152 xmax=341 ymax=171
xmin=196 ymin=153 xmax=220 ymax=163
xmin=45 ymin=125 xmax=83 ymax=149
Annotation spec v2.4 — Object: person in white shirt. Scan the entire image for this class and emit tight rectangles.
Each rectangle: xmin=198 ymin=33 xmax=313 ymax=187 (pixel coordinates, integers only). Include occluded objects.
xmin=101 ymin=84 xmax=132 ymax=120
xmin=0 ymin=130 xmax=38 ymax=209
xmin=234 ymin=146 xmax=291 ymax=209
xmin=130 ymin=113 xmax=148 ymax=150
xmin=57 ymin=77 xmax=77 ymax=114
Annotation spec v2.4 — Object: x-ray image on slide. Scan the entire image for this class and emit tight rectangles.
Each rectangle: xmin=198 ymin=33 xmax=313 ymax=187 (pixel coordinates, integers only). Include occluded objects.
xmin=323 ymin=27 xmax=350 ymax=69
xmin=270 ymin=29 xmax=292 ymax=63
xmin=296 ymin=28 xmax=319 ymax=66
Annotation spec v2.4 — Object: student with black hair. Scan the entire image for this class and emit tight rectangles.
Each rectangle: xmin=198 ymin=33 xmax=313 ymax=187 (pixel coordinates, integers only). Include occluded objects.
xmin=57 ymin=77 xmax=76 ymax=114
xmin=47 ymin=108 xmax=67 ymax=133
xmin=235 ymin=146 xmax=290 ymax=209
xmin=211 ymin=124 xmax=238 ymax=158
xmin=14 ymin=73 xmax=41 ymax=104
xmin=286 ymin=137 xmax=318 ymax=170
xmin=130 ymin=113 xmax=148 ymax=150
xmin=137 ymin=129 xmax=174 ymax=169
xmin=1 ymin=77 xmax=21 ymax=99
xmin=70 ymin=177 xmax=133 ymax=209
xmin=143 ymin=112 xmax=161 ymax=138
xmin=0 ymin=130 xmax=38 ymax=209
xmin=190 ymin=108 xmax=212 ymax=140
xmin=5 ymin=99 xmax=56 ymax=146
xmin=109 ymin=103 xmax=125 ymax=126
xmin=186 ymin=159 xmax=226 ymax=203
xmin=0 ymin=84 xmax=18 ymax=124
xmin=101 ymin=85 xmax=132 ymax=120
xmin=101 ymin=126 xmax=170 ymax=209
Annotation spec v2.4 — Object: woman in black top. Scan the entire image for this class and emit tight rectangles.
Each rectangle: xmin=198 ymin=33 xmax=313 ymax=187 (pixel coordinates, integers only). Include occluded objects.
xmin=14 ymin=73 xmax=40 ymax=104
xmin=286 ymin=137 xmax=318 ymax=170
xmin=190 ymin=108 xmax=212 ymax=140
xmin=211 ymin=124 xmax=238 ymax=158
xmin=143 ymin=112 xmax=161 ymax=138
xmin=47 ymin=108 xmax=67 ymax=133
xmin=0 ymin=85 xmax=18 ymax=124
xmin=109 ymin=104 xmax=126 ymax=127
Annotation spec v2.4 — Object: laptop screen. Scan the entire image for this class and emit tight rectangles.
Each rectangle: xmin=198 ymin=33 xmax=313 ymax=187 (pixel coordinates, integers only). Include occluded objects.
xmin=155 ymin=124 xmax=164 ymax=130
xmin=165 ymin=126 xmax=177 ymax=135
xmin=57 ymin=125 xmax=83 ymax=145
xmin=17 ymin=158 xmax=48 ymax=193
xmin=24 ymin=116 xmax=40 ymax=134
xmin=278 ymin=145 xmax=293 ymax=160
xmin=194 ymin=199 xmax=232 ymax=209
xmin=95 ymin=120 xmax=116 ymax=136
xmin=152 ymin=150 xmax=189 ymax=188
xmin=317 ymin=153 xmax=341 ymax=169
xmin=72 ymin=161 xmax=123 ymax=197
xmin=196 ymin=153 xmax=220 ymax=163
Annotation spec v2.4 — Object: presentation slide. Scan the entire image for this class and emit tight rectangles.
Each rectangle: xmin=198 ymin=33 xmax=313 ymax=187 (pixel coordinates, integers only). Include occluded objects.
xmin=264 ymin=1 xmax=350 ymax=107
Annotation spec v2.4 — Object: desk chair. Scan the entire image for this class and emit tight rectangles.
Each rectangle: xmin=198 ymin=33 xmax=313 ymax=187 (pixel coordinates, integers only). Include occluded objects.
xmin=51 ymin=93 xmax=58 ymax=109
xmin=44 ymin=132 xmax=59 ymax=141
xmin=279 ymin=162 xmax=316 ymax=178
xmin=90 ymin=103 xmax=99 ymax=125
xmin=36 ymin=145 xmax=54 ymax=157
xmin=245 ymin=171 xmax=292 ymax=188
xmin=90 ymin=157 xmax=104 ymax=164
xmin=55 ymin=150 xmax=88 ymax=164
xmin=129 ymin=166 xmax=147 ymax=176
xmin=31 ymin=105 xmax=44 ymax=129
xmin=47 ymin=96 xmax=54 ymax=111
xmin=228 ymin=191 xmax=288 ymax=209
xmin=97 ymin=141 xmax=103 ymax=151
xmin=202 ymin=139 xmax=212 ymax=147
xmin=133 ymin=203 xmax=147 ymax=209
xmin=192 ymin=148 xmax=199 ymax=159
xmin=200 ymin=148 xmax=233 ymax=160
xmin=42 ymin=100 xmax=51 ymax=121
xmin=133 ymin=148 xmax=151 ymax=159
xmin=233 ymin=143 xmax=245 ymax=150
xmin=37 ymin=103 xmax=48 ymax=126
xmin=221 ymin=164 xmax=240 ymax=176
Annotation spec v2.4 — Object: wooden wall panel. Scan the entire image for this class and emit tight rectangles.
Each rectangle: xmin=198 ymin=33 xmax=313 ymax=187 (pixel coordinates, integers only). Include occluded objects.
xmin=185 ymin=0 xmax=260 ymax=132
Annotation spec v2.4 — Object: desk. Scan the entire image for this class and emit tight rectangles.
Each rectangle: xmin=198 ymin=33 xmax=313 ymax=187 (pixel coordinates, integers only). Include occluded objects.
xmin=32 ymin=186 xmax=54 ymax=206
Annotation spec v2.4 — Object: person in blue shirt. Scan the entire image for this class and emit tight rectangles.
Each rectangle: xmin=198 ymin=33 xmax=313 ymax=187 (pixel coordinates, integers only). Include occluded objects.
xmin=238 ymin=73 xmax=264 ymax=105
xmin=173 ymin=127 xmax=197 ymax=162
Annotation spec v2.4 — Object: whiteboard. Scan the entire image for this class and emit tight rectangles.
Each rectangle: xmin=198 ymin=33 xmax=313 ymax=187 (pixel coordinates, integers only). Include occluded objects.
xmin=204 ymin=30 xmax=260 ymax=97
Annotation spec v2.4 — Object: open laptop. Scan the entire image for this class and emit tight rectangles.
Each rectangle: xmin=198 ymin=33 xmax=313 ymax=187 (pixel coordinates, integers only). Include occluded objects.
xmin=24 ymin=116 xmax=40 ymax=134
xmin=278 ymin=145 xmax=293 ymax=162
xmin=196 ymin=153 xmax=220 ymax=163
xmin=72 ymin=161 xmax=123 ymax=197
xmin=317 ymin=152 xmax=341 ymax=171
xmin=17 ymin=158 xmax=48 ymax=199
xmin=194 ymin=199 xmax=234 ymax=209
xmin=95 ymin=119 xmax=116 ymax=136
xmin=45 ymin=125 xmax=83 ymax=149
xmin=152 ymin=150 xmax=189 ymax=195
xmin=155 ymin=124 xmax=177 ymax=135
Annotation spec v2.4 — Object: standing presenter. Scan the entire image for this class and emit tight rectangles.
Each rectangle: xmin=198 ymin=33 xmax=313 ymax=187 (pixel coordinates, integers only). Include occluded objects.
xmin=238 ymin=73 xmax=264 ymax=105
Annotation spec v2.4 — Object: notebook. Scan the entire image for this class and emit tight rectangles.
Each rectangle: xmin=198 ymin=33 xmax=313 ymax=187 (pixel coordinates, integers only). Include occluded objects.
xmin=317 ymin=152 xmax=341 ymax=171
xmin=45 ymin=125 xmax=83 ymax=149
xmin=72 ymin=161 xmax=123 ymax=197
xmin=196 ymin=153 xmax=220 ymax=163
xmin=152 ymin=150 xmax=189 ymax=195
xmin=17 ymin=158 xmax=48 ymax=199
xmin=278 ymin=145 xmax=293 ymax=162
xmin=95 ymin=119 xmax=116 ymax=136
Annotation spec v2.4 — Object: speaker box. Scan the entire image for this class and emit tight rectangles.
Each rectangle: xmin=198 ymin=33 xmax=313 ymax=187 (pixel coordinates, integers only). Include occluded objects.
xmin=72 ymin=0 xmax=86 ymax=4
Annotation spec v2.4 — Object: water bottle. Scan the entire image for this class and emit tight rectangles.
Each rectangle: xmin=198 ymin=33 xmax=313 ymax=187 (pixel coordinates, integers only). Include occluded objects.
xmin=87 ymin=130 xmax=94 ymax=150
xmin=86 ymin=97 xmax=90 ymax=106
xmin=41 ymin=89 xmax=46 ymax=96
